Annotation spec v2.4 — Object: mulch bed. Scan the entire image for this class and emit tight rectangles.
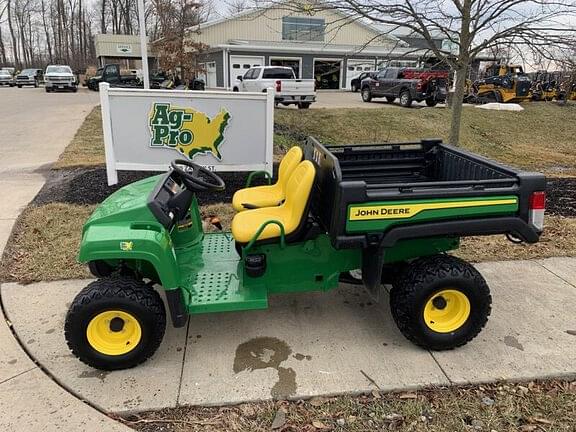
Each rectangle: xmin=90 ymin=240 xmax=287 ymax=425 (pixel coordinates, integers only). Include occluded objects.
xmin=32 ymin=165 xmax=277 ymax=207
xmin=32 ymin=167 xmax=576 ymax=218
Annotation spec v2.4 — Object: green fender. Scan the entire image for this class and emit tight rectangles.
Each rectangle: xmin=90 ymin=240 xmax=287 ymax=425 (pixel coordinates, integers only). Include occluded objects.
xmin=78 ymin=222 xmax=180 ymax=289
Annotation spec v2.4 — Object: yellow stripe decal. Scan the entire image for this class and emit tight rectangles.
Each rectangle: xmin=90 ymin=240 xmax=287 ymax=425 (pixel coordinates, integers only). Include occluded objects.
xmin=348 ymin=199 xmax=518 ymax=221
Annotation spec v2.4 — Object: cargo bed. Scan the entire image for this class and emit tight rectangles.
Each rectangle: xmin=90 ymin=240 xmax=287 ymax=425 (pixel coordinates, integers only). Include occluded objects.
xmin=304 ymin=137 xmax=546 ymax=249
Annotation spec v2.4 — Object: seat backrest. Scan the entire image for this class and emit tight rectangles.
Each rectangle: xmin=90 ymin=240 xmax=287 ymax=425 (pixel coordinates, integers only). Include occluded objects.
xmin=283 ymin=160 xmax=316 ymax=226
xmin=277 ymin=146 xmax=303 ymax=190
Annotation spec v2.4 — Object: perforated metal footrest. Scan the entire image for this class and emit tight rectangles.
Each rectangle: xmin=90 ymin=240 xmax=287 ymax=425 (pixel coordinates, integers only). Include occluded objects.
xmin=187 ymin=271 xmax=267 ymax=314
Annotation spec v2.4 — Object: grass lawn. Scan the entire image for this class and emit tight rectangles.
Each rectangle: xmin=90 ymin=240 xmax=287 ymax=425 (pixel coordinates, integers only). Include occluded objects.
xmin=122 ymin=380 xmax=576 ymax=431
xmin=276 ymin=103 xmax=576 ymax=177
xmin=53 ymin=106 xmax=106 ymax=169
xmin=54 ymin=102 xmax=576 ymax=176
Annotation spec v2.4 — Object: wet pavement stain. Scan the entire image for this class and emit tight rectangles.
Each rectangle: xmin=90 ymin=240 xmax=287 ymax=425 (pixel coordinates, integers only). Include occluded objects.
xmin=504 ymin=335 xmax=524 ymax=351
xmin=8 ymin=359 xmax=17 ymax=365
xmin=78 ymin=369 xmax=110 ymax=382
xmin=45 ymin=328 xmax=55 ymax=334
xmin=233 ymin=336 xmax=298 ymax=399
xmin=566 ymin=330 xmax=576 ymax=336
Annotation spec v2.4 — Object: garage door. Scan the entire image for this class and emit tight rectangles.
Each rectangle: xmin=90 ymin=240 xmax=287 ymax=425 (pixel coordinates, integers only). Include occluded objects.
xmin=230 ymin=55 xmax=264 ymax=88
xmin=345 ymin=59 xmax=376 ymax=90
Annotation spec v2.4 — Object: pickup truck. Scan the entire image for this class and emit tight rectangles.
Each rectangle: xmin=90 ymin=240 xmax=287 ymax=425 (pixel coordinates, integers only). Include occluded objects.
xmin=86 ymin=64 xmax=139 ymax=90
xmin=234 ymin=66 xmax=316 ymax=109
xmin=361 ymin=67 xmax=449 ymax=107
xmin=0 ymin=69 xmax=14 ymax=86
xmin=15 ymin=68 xmax=44 ymax=88
xmin=44 ymin=65 xmax=77 ymax=92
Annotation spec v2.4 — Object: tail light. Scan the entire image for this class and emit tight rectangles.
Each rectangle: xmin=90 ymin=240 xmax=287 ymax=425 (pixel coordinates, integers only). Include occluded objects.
xmin=275 ymin=80 xmax=282 ymax=92
xmin=529 ymin=191 xmax=546 ymax=231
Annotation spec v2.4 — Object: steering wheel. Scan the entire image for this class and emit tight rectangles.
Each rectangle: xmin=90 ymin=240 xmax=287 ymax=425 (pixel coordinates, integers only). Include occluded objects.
xmin=170 ymin=159 xmax=225 ymax=191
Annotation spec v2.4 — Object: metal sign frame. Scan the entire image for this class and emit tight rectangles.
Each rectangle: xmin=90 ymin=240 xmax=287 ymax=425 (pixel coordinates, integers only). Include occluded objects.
xmin=99 ymin=83 xmax=275 ymax=185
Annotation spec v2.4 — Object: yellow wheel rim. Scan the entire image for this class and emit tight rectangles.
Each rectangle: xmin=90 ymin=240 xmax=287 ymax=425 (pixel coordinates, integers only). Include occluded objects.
xmin=423 ymin=289 xmax=471 ymax=333
xmin=86 ymin=310 xmax=142 ymax=356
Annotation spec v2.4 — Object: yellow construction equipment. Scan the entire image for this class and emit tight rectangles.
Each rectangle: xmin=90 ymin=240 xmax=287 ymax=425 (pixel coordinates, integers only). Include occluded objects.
xmin=467 ymin=64 xmax=532 ymax=103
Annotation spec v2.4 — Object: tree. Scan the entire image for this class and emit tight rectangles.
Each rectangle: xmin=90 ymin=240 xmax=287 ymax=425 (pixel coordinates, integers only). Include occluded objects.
xmin=289 ymin=0 xmax=576 ymax=145
xmin=150 ymin=0 xmax=209 ymax=82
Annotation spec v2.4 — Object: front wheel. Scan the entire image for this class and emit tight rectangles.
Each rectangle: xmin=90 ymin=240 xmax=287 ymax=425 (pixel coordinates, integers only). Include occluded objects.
xmin=399 ymin=90 xmax=413 ymax=107
xmin=390 ymin=255 xmax=491 ymax=350
xmin=361 ymin=87 xmax=372 ymax=102
xmin=298 ymin=102 xmax=311 ymax=109
xmin=65 ymin=276 xmax=166 ymax=370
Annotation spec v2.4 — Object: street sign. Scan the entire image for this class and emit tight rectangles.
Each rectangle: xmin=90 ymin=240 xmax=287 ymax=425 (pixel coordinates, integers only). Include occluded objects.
xmin=99 ymin=83 xmax=274 ymax=185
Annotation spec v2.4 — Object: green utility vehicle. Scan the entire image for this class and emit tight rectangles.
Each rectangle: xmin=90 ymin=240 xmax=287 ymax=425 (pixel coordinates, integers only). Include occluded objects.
xmin=65 ymin=138 xmax=546 ymax=370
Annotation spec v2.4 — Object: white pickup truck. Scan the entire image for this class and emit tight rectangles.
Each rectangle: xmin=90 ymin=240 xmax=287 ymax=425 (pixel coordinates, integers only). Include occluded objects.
xmin=44 ymin=64 xmax=77 ymax=92
xmin=233 ymin=66 xmax=316 ymax=109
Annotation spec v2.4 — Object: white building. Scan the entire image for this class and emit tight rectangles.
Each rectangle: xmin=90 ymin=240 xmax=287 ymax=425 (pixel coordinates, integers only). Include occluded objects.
xmin=189 ymin=5 xmax=429 ymax=90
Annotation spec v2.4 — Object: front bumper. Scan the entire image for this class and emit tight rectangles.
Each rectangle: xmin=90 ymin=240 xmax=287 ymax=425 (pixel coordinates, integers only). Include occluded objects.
xmin=16 ymin=78 xmax=35 ymax=86
xmin=45 ymin=80 xmax=76 ymax=89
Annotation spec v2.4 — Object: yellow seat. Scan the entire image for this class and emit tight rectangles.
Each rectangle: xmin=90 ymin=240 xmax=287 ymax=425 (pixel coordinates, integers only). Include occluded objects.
xmin=231 ymin=160 xmax=316 ymax=243
xmin=232 ymin=146 xmax=303 ymax=211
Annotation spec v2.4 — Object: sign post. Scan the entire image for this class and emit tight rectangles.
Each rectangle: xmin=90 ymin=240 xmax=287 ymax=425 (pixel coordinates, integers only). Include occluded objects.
xmin=137 ymin=0 xmax=150 ymax=89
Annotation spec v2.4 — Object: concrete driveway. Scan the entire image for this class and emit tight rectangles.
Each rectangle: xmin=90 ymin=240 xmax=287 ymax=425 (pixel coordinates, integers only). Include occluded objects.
xmin=0 ymin=87 xmax=98 ymax=255
xmin=277 ymin=90 xmax=444 ymax=109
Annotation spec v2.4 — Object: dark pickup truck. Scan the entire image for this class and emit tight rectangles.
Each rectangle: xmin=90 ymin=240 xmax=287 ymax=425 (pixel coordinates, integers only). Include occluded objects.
xmin=87 ymin=64 xmax=140 ymax=90
xmin=361 ymin=68 xmax=449 ymax=107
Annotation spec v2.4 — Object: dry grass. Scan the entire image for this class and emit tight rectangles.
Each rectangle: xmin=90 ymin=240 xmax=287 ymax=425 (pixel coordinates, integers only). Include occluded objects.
xmin=0 ymin=203 xmax=94 ymax=282
xmin=456 ymin=215 xmax=576 ymax=262
xmin=276 ymin=102 xmax=576 ymax=177
xmin=53 ymin=106 xmax=106 ymax=169
xmin=122 ymin=380 xmax=576 ymax=432
xmin=1 ymin=202 xmax=573 ymax=283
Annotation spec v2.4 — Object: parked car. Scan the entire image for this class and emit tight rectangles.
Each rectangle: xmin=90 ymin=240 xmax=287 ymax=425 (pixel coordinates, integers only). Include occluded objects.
xmin=350 ymin=71 xmax=377 ymax=92
xmin=234 ymin=66 xmax=316 ymax=109
xmin=361 ymin=67 xmax=449 ymax=107
xmin=0 ymin=69 xmax=14 ymax=86
xmin=44 ymin=65 xmax=77 ymax=92
xmin=15 ymin=68 xmax=44 ymax=88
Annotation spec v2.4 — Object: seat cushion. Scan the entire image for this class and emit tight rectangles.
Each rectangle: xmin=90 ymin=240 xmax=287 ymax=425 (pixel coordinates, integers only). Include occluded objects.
xmin=232 ymin=184 xmax=283 ymax=212
xmin=231 ymin=207 xmax=294 ymax=243
xmin=231 ymin=161 xmax=316 ymax=244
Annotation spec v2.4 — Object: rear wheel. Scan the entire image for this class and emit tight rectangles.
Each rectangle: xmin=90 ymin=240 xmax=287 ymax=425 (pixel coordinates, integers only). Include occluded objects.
xmin=65 ymin=276 xmax=166 ymax=370
xmin=386 ymin=96 xmax=395 ymax=103
xmin=390 ymin=255 xmax=491 ymax=350
xmin=399 ymin=90 xmax=413 ymax=107
xmin=425 ymin=98 xmax=438 ymax=107
xmin=361 ymin=86 xmax=372 ymax=102
xmin=298 ymin=102 xmax=311 ymax=109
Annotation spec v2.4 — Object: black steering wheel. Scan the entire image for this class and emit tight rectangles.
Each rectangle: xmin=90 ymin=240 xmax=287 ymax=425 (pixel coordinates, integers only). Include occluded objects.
xmin=170 ymin=159 xmax=225 ymax=191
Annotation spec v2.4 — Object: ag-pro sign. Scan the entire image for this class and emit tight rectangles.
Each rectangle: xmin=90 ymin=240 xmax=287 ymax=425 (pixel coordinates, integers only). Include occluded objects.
xmin=99 ymin=83 xmax=274 ymax=185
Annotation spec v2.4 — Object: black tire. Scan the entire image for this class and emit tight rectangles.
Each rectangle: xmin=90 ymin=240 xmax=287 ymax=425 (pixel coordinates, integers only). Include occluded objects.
xmin=298 ymin=102 xmax=311 ymax=109
xmin=386 ymin=96 xmax=395 ymax=103
xmin=65 ymin=277 xmax=166 ymax=370
xmin=17 ymin=85 xmax=22 ymax=88
xmin=351 ymin=83 xmax=358 ymax=92
xmin=361 ymin=86 xmax=372 ymax=102
xmin=425 ymin=98 xmax=438 ymax=107
xmin=45 ymin=87 xmax=51 ymax=93
xmin=399 ymin=89 xmax=413 ymax=107
xmin=390 ymin=255 xmax=491 ymax=351
xmin=34 ymin=80 xmax=38 ymax=88
xmin=72 ymin=86 xmax=78 ymax=93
